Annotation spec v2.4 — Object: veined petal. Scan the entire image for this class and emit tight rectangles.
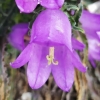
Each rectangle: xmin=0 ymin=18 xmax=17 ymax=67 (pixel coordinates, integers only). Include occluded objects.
xmin=15 ymin=0 xmax=38 ymax=13
xmin=31 ymin=9 xmax=72 ymax=50
xmin=52 ymin=46 xmax=74 ymax=91
xmin=27 ymin=45 xmax=51 ymax=89
xmin=72 ymin=37 xmax=85 ymax=51
xmin=10 ymin=43 xmax=34 ymax=68
xmin=40 ymin=0 xmax=64 ymax=9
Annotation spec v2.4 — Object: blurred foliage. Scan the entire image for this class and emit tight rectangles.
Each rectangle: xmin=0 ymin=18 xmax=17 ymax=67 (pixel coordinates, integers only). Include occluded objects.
xmin=0 ymin=0 xmax=40 ymax=36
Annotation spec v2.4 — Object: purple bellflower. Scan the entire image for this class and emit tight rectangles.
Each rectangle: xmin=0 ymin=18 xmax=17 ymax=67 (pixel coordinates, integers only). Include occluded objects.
xmin=7 ymin=23 xmax=29 ymax=51
xmin=80 ymin=10 xmax=100 ymax=67
xmin=10 ymin=9 xmax=86 ymax=91
xmin=15 ymin=0 xmax=64 ymax=13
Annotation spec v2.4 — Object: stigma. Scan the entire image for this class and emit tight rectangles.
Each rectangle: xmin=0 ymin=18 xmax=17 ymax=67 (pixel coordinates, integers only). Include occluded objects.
xmin=46 ymin=47 xmax=58 ymax=65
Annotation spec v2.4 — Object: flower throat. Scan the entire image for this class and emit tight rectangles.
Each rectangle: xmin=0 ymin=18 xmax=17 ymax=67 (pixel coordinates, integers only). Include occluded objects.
xmin=46 ymin=47 xmax=58 ymax=65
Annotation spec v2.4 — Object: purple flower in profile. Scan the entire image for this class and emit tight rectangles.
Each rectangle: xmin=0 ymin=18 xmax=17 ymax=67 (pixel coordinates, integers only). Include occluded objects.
xmin=8 ymin=23 xmax=29 ymax=51
xmin=80 ymin=10 xmax=100 ymax=67
xmin=10 ymin=9 xmax=86 ymax=91
xmin=15 ymin=0 xmax=38 ymax=13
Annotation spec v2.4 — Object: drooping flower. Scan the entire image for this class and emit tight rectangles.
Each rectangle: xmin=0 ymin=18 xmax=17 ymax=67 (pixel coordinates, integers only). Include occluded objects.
xmin=10 ymin=9 xmax=86 ymax=91
xmin=15 ymin=0 xmax=38 ymax=13
xmin=80 ymin=10 xmax=100 ymax=67
xmin=40 ymin=0 xmax=64 ymax=9
xmin=7 ymin=23 xmax=29 ymax=51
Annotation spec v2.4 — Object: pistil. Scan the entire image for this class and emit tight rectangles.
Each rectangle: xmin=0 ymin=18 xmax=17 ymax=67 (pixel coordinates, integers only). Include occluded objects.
xmin=46 ymin=47 xmax=58 ymax=65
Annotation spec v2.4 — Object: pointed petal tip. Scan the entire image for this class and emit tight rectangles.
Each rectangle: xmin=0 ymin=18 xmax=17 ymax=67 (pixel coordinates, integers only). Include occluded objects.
xmin=59 ymin=83 xmax=74 ymax=92
xmin=77 ymin=63 xmax=87 ymax=73
xmin=20 ymin=11 xmax=22 ymax=13
xmin=10 ymin=62 xmax=12 ymax=66
xmin=10 ymin=62 xmax=17 ymax=68
xmin=74 ymin=60 xmax=87 ymax=73
xmin=10 ymin=62 xmax=20 ymax=68
xmin=64 ymin=86 xmax=72 ymax=92
xmin=71 ymin=51 xmax=87 ymax=73
xmin=82 ymin=63 xmax=88 ymax=72
xmin=10 ymin=62 xmax=14 ymax=67
xmin=28 ymin=82 xmax=43 ymax=90
xmin=81 ymin=66 xmax=87 ymax=73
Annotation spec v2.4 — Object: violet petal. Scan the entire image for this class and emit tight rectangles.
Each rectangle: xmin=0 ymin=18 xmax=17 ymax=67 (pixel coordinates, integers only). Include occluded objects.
xmin=40 ymin=0 xmax=64 ymax=9
xmin=10 ymin=43 xmax=34 ymax=68
xmin=70 ymin=49 xmax=87 ymax=72
xmin=80 ymin=10 xmax=100 ymax=30
xmin=52 ymin=46 xmax=74 ymax=91
xmin=7 ymin=23 xmax=28 ymax=51
xmin=31 ymin=9 xmax=72 ymax=51
xmin=27 ymin=45 xmax=51 ymax=89
xmin=15 ymin=0 xmax=38 ymax=13
xmin=72 ymin=37 xmax=85 ymax=51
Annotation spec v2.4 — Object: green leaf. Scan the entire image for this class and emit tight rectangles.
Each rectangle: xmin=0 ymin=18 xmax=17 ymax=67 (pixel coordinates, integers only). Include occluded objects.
xmin=74 ymin=3 xmax=83 ymax=25
xmin=62 ymin=3 xmax=79 ymax=11
xmin=67 ymin=5 xmax=79 ymax=11
xmin=73 ymin=25 xmax=85 ymax=33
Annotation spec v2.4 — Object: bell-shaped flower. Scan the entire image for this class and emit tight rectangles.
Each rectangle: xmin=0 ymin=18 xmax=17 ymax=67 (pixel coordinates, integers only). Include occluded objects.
xmin=80 ymin=10 xmax=100 ymax=67
xmin=10 ymin=9 xmax=86 ymax=91
xmin=40 ymin=0 xmax=64 ymax=9
xmin=15 ymin=0 xmax=38 ymax=13
xmin=7 ymin=23 xmax=29 ymax=51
